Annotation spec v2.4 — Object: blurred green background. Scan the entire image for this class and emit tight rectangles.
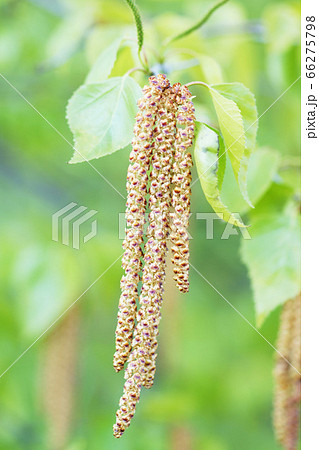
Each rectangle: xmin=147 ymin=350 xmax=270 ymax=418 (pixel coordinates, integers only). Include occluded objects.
xmin=0 ymin=0 xmax=300 ymax=448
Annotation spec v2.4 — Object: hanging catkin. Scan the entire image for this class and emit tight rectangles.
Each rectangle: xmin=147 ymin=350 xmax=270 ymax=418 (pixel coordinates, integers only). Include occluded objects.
xmin=113 ymin=75 xmax=169 ymax=372
xmin=113 ymin=75 xmax=196 ymax=438
xmin=273 ymin=294 xmax=301 ymax=450
xmin=41 ymin=307 xmax=79 ymax=450
xmin=139 ymin=84 xmax=179 ymax=390
xmin=170 ymin=85 xmax=195 ymax=293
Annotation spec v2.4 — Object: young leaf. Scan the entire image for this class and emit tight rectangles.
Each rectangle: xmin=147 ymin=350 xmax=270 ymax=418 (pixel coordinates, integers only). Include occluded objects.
xmin=241 ymin=200 xmax=300 ymax=326
xmin=67 ymin=76 xmax=142 ymax=163
xmin=212 ymin=83 xmax=258 ymax=207
xmin=209 ymin=87 xmax=246 ymax=190
xmin=194 ymin=122 xmax=246 ymax=227
xmin=217 ymin=134 xmax=226 ymax=190
xmin=85 ymin=38 xmax=123 ymax=84
xmin=221 ymin=147 xmax=280 ymax=214
xmin=165 ymin=0 xmax=229 ymax=46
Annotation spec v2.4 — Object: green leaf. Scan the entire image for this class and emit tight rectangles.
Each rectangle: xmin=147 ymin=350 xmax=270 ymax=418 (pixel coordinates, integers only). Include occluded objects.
xmin=264 ymin=4 xmax=300 ymax=88
xmin=212 ymin=83 xmax=258 ymax=207
xmin=241 ymin=200 xmax=300 ymax=326
xmin=13 ymin=245 xmax=83 ymax=338
xmin=42 ymin=10 xmax=94 ymax=69
xmin=85 ymin=38 xmax=123 ymax=84
xmin=277 ymin=157 xmax=301 ymax=193
xmin=67 ymin=76 xmax=142 ymax=163
xmin=199 ymin=54 xmax=223 ymax=85
xmin=194 ymin=122 xmax=246 ymax=227
xmin=221 ymin=147 xmax=280 ymax=214
xmin=209 ymin=87 xmax=246 ymax=185
xmin=217 ymin=134 xmax=226 ymax=190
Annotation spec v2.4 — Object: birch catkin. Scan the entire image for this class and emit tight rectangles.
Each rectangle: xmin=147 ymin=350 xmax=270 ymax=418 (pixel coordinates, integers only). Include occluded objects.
xmin=113 ymin=75 xmax=196 ymax=438
xmin=171 ymin=85 xmax=195 ymax=292
xmin=139 ymin=84 xmax=179 ymax=389
xmin=273 ymin=294 xmax=301 ymax=450
xmin=113 ymin=76 xmax=168 ymax=372
xmin=41 ymin=307 xmax=79 ymax=450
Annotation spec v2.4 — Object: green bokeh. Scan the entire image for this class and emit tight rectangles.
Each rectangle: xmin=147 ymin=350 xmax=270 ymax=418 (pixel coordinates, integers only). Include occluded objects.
xmin=0 ymin=0 xmax=300 ymax=448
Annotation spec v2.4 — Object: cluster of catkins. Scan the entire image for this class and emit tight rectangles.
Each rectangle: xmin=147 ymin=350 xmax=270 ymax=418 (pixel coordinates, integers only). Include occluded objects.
xmin=273 ymin=294 xmax=301 ymax=450
xmin=112 ymin=74 xmax=195 ymax=438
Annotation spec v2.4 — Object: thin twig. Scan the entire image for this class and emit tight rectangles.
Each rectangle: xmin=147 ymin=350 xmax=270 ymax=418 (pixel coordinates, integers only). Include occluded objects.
xmin=185 ymin=80 xmax=211 ymax=89
xmin=164 ymin=0 xmax=229 ymax=46
xmin=125 ymin=67 xmax=148 ymax=77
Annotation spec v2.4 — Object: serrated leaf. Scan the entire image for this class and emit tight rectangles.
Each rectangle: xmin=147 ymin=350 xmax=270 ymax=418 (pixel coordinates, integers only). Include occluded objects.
xmin=212 ymin=83 xmax=258 ymax=208
xmin=209 ymin=87 xmax=246 ymax=194
xmin=194 ymin=122 xmax=246 ymax=227
xmin=201 ymin=122 xmax=226 ymax=190
xmin=216 ymin=133 xmax=226 ymax=190
xmin=241 ymin=200 xmax=300 ymax=326
xmin=67 ymin=76 xmax=142 ymax=163
xmin=85 ymin=38 xmax=123 ymax=84
xmin=221 ymin=147 xmax=280 ymax=214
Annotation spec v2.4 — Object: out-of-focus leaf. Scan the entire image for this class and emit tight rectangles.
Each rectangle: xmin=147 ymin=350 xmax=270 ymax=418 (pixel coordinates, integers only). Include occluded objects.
xmin=154 ymin=13 xmax=206 ymax=53
xmin=277 ymin=157 xmax=301 ymax=193
xmin=85 ymin=25 xmax=127 ymax=64
xmin=212 ymin=83 xmax=258 ymax=207
xmin=199 ymin=54 xmax=223 ymax=84
xmin=42 ymin=10 xmax=94 ymax=69
xmin=153 ymin=58 xmax=199 ymax=76
xmin=194 ymin=122 xmax=246 ymax=227
xmin=264 ymin=4 xmax=300 ymax=53
xmin=85 ymin=38 xmax=123 ymax=84
xmin=264 ymin=4 xmax=300 ymax=88
xmin=66 ymin=76 xmax=142 ymax=163
xmin=221 ymin=147 xmax=280 ymax=214
xmin=12 ymin=245 xmax=82 ymax=337
xmin=241 ymin=200 xmax=300 ymax=326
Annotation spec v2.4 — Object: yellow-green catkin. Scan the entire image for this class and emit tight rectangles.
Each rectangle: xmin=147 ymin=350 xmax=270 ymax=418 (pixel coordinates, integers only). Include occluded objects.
xmin=41 ymin=308 xmax=79 ymax=450
xmin=113 ymin=75 xmax=196 ymax=438
xmin=170 ymin=85 xmax=195 ymax=293
xmin=113 ymin=80 xmax=176 ymax=438
xmin=273 ymin=294 xmax=301 ymax=450
xmin=113 ymin=75 xmax=169 ymax=372
xmin=139 ymin=83 xmax=180 ymax=390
